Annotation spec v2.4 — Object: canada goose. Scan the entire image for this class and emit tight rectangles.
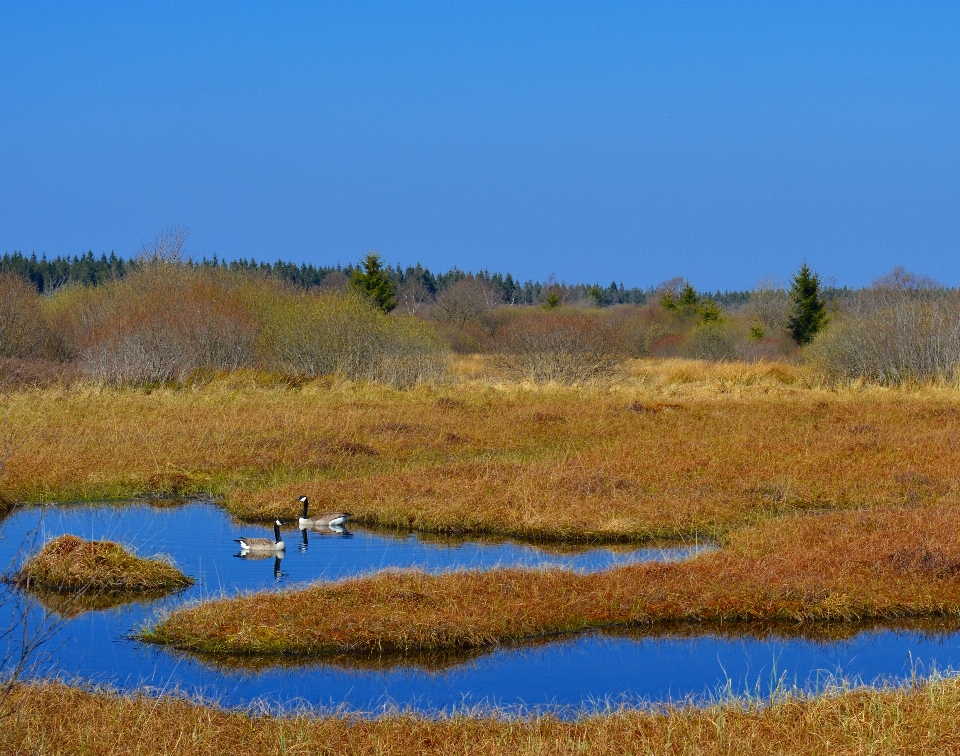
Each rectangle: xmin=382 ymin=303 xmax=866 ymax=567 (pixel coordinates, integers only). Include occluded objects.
xmin=235 ymin=520 xmax=285 ymax=552
xmin=297 ymin=495 xmax=351 ymax=529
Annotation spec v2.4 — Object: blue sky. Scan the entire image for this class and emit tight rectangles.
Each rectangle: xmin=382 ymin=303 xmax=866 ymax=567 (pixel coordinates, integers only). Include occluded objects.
xmin=2 ymin=2 xmax=959 ymax=290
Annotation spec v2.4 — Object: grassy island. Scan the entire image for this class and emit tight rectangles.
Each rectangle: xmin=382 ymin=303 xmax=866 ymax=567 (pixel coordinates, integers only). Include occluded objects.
xmin=144 ymin=504 xmax=960 ymax=658
xmin=15 ymin=534 xmax=193 ymax=595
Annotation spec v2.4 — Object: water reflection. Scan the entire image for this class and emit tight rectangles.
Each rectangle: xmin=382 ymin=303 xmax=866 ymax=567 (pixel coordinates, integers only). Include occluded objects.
xmin=234 ymin=552 xmax=286 ymax=581
xmin=2 ymin=501 xmax=960 ymax=713
xmin=299 ymin=525 xmax=353 ymax=553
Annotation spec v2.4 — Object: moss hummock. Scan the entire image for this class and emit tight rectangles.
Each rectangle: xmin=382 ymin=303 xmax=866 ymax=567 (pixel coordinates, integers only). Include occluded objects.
xmin=16 ymin=534 xmax=193 ymax=595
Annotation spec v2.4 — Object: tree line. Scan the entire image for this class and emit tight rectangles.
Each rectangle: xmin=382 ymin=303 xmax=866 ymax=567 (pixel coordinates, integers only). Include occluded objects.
xmin=1 ymin=232 xmax=955 ymax=387
xmin=0 ymin=249 xmax=755 ymax=307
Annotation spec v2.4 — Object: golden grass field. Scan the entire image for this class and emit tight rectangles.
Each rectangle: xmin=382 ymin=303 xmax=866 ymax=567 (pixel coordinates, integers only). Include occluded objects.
xmin=3 ymin=358 xmax=959 ymax=542
xmin=4 ymin=678 xmax=960 ymax=755
xmin=4 ymin=357 xmax=960 ymax=752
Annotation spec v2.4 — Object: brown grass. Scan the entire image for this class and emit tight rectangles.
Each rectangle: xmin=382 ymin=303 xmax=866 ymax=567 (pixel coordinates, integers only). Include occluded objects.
xmin=5 ymin=678 xmax=960 ymax=755
xmin=15 ymin=534 xmax=193 ymax=595
xmin=3 ymin=359 xmax=960 ymax=543
xmin=145 ymin=505 xmax=960 ymax=657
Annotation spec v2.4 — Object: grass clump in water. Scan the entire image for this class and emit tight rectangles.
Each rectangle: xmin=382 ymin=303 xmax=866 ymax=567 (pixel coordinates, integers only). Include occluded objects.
xmin=143 ymin=505 xmax=960 ymax=658
xmin=15 ymin=534 xmax=193 ymax=595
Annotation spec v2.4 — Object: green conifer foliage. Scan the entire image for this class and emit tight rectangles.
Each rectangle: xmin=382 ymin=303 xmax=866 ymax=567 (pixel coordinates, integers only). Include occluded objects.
xmin=351 ymin=252 xmax=397 ymax=313
xmin=678 ymin=282 xmax=700 ymax=309
xmin=787 ymin=263 xmax=828 ymax=345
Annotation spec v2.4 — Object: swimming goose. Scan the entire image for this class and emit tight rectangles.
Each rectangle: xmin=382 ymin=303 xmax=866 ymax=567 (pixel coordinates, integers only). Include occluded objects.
xmin=235 ymin=520 xmax=285 ymax=551
xmin=297 ymin=495 xmax=351 ymax=529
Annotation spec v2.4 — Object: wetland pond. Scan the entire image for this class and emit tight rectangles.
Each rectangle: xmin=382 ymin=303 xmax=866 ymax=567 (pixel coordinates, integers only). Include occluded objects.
xmin=2 ymin=501 xmax=960 ymax=714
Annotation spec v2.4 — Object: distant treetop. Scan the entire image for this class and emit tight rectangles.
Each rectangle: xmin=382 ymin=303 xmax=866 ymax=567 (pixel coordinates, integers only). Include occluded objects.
xmin=0 ymin=249 xmax=765 ymax=308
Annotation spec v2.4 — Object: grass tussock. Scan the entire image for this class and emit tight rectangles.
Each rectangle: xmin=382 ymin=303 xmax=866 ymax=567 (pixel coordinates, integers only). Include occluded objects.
xmin=4 ymin=368 xmax=960 ymax=541
xmin=5 ymin=678 xmax=960 ymax=755
xmin=145 ymin=505 xmax=960 ymax=657
xmin=15 ymin=534 xmax=193 ymax=595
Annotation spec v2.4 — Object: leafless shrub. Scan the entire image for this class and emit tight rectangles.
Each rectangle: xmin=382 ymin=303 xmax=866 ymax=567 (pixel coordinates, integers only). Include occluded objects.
xmin=0 ymin=275 xmax=59 ymax=360
xmin=318 ymin=270 xmax=350 ymax=292
xmin=138 ymin=225 xmax=189 ymax=264
xmin=395 ymin=278 xmax=433 ymax=315
xmin=260 ymin=291 xmax=448 ymax=388
xmin=0 ymin=358 xmax=77 ymax=390
xmin=809 ymin=268 xmax=960 ymax=384
xmin=604 ymin=304 xmax=673 ymax=358
xmin=487 ymin=311 xmax=627 ymax=385
xmin=749 ymin=277 xmax=790 ymax=335
xmin=432 ymin=277 xmax=500 ymax=325
xmin=680 ymin=321 xmax=742 ymax=361
xmin=77 ymin=266 xmax=258 ymax=385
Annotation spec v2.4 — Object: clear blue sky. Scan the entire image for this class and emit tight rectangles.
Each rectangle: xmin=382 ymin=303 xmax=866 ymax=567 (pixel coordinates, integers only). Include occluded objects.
xmin=2 ymin=2 xmax=958 ymax=290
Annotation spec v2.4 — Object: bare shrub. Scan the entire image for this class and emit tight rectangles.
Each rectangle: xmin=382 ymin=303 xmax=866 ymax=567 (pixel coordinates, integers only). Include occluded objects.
xmin=749 ymin=277 xmax=790 ymax=335
xmin=680 ymin=321 xmax=741 ymax=360
xmin=487 ymin=310 xmax=627 ymax=385
xmin=432 ymin=277 xmax=500 ymax=325
xmin=395 ymin=278 xmax=433 ymax=315
xmin=0 ymin=275 xmax=57 ymax=360
xmin=259 ymin=291 xmax=448 ymax=388
xmin=318 ymin=270 xmax=350 ymax=292
xmin=809 ymin=269 xmax=960 ymax=384
xmin=77 ymin=266 xmax=258 ymax=385
xmin=606 ymin=304 xmax=683 ymax=358
xmin=375 ymin=317 xmax=449 ymax=388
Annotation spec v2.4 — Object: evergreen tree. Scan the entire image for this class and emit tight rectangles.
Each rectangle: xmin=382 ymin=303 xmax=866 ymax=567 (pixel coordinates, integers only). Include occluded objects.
xmin=351 ymin=252 xmax=397 ymax=313
xmin=677 ymin=282 xmax=700 ymax=310
xmin=787 ymin=263 xmax=828 ymax=345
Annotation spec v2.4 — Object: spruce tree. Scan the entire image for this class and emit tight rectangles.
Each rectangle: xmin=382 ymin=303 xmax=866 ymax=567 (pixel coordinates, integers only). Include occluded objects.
xmin=786 ymin=263 xmax=828 ymax=345
xmin=351 ymin=252 xmax=397 ymax=313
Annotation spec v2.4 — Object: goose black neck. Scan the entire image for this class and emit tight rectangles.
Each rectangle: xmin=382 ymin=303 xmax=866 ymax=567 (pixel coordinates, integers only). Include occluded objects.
xmin=301 ymin=499 xmax=309 ymax=518
xmin=274 ymin=522 xmax=282 ymax=542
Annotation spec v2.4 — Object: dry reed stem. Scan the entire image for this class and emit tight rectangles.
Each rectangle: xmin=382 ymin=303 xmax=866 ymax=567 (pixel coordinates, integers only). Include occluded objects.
xmin=146 ymin=505 xmax=960 ymax=656
xmin=4 ymin=678 xmax=960 ymax=755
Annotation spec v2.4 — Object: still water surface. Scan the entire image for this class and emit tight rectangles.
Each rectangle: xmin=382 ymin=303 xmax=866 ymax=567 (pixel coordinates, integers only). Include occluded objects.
xmin=1 ymin=501 xmax=958 ymax=713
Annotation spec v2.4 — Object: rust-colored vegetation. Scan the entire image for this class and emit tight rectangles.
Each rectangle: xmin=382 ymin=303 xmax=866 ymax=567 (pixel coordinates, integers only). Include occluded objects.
xmin=15 ymin=534 xmax=193 ymax=595
xmin=5 ymin=678 xmax=960 ymax=756
xmin=4 ymin=374 xmax=960 ymax=542
xmin=144 ymin=505 xmax=960 ymax=657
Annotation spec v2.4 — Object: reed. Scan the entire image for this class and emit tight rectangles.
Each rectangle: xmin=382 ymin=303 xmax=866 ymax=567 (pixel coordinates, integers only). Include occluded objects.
xmin=4 ymin=677 xmax=960 ymax=755
xmin=144 ymin=505 xmax=960 ymax=657
xmin=15 ymin=534 xmax=193 ymax=595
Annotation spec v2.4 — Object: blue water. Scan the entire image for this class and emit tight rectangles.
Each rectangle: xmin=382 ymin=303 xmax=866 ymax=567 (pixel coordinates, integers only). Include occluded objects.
xmin=1 ymin=501 xmax=959 ymax=713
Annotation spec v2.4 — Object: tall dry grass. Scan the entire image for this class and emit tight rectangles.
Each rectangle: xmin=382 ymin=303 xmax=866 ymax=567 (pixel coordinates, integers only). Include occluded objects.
xmin=5 ymin=677 xmax=960 ymax=756
xmin=3 ymin=371 xmax=960 ymax=541
xmin=146 ymin=505 xmax=960 ymax=657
